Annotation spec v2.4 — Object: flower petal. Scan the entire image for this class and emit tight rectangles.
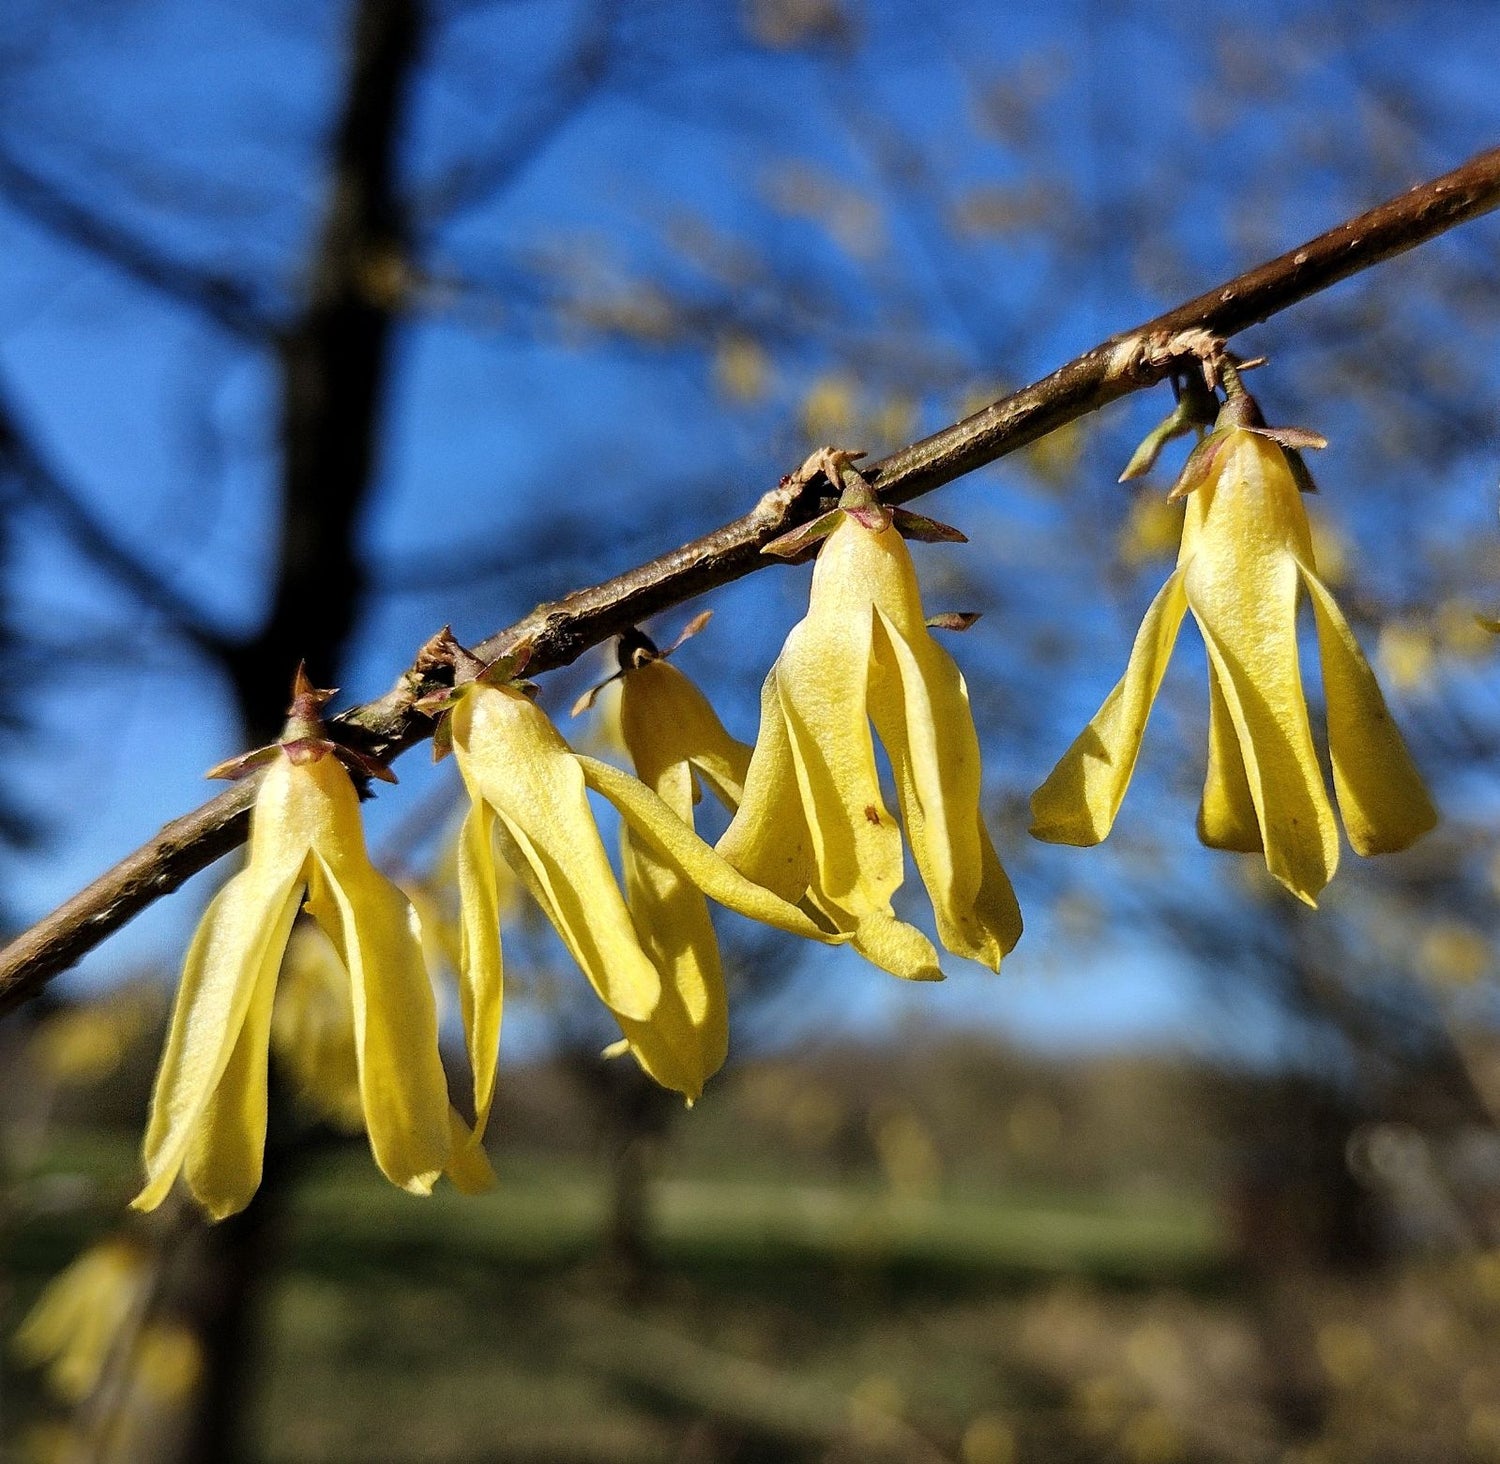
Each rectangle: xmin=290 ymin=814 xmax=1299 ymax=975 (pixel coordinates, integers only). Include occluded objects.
xmin=295 ymin=753 xmax=454 ymax=1199
xmin=615 ymin=819 xmax=726 ymax=1101
xmin=454 ymin=800 xmax=504 ymax=1144
xmin=1300 ymin=564 xmax=1437 ymax=854
xmin=846 ymin=908 xmax=944 ymax=982
xmin=716 ymin=667 xmax=815 ymax=903
xmin=870 ymin=607 xmax=1021 ymax=968
xmin=619 ymin=659 xmax=751 ymax=812
xmin=453 ymin=685 xmax=661 ymax=1023
xmin=445 ymin=1107 xmax=497 ymax=1194
xmin=1197 ymin=663 xmax=1263 ymax=852
xmin=134 ymin=766 xmax=307 ymax=1214
xmin=1030 ymin=567 xmax=1189 ymax=845
xmin=578 ymin=754 xmax=842 ymax=946
xmin=182 ymin=947 xmax=281 ymax=1220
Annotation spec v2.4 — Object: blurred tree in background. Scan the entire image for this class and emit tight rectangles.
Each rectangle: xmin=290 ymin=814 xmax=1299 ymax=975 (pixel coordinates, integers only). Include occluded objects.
xmin=4 ymin=1 xmax=1500 ymax=1460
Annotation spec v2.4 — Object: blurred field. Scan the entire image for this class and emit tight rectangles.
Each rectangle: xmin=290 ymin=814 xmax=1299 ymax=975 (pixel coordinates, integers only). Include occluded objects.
xmin=8 ymin=1042 xmax=1500 ymax=1463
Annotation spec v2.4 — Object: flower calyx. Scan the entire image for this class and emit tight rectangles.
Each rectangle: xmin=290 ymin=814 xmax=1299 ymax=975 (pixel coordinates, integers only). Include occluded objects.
xmin=413 ymin=631 xmax=536 ymax=759
xmin=1167 ymin=364 xmax=1327 ymax=503
xmin=762 ymin=446 xmax=965 ymax=559
xmin=205 ymin=664 xmax=396 ymax=785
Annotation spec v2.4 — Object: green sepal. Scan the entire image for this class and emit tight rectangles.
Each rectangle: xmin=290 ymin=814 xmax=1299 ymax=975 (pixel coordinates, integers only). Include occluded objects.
xmin=892 ymin=508 xmax=967 ymax=543
xmin=762 ymin=507 xmax=846 ymax=559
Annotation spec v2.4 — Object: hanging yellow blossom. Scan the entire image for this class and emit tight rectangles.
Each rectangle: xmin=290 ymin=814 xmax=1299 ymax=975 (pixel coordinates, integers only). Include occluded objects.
xmin=269 ymin=921 xmax=366 ymax=1134
xmin=717 ymin=449 xmax=1023 ymax=979
xmin=13 ymin=1238 xmax=151 ymax=1404
xmin=422 ymin=638 xmax=844 ymax=1128
xmin=573 ymin=614 xmax=753 ymax=1099
xmin=135 ymin=669 xmax=485 ymax=1221
xmin=1031 ymin=385 xmax=1436 ymax=904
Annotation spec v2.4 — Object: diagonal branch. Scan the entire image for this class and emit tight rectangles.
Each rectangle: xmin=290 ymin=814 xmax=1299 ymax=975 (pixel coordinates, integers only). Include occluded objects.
xmin=0 ymin=391 xmax=236 ymax=656
xmin=2 ymin=142 xmax=1498 ymax=1015
xmin=0 ymin=148 xmax=267 ymax=339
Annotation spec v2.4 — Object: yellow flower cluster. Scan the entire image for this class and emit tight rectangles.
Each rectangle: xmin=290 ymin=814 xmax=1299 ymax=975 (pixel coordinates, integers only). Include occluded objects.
xmin=128 ymin=412 xmax=1434 ymax=1218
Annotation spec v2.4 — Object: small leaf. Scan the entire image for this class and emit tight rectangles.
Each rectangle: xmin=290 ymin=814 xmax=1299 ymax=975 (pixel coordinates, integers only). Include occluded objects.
xmin=926 ymin=612 xmax=982 ymax=632
xmin=204 ymin=745 xmax=282 ymax=782
xmin=892 ymin=508 xmax=967 ymax=543
xmin=762 ymin=508 xmax=845 ymax=559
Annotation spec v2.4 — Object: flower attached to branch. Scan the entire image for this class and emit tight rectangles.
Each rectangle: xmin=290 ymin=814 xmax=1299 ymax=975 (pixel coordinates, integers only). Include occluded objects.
xmin=1031 ymin=377 xmax=1437 ymax=904
xmin=135 ymin=669 xmax=481 ymax=1221
xmin=424 ymin=636 xmax=843 ymax=1124
xmin=717 ymin=448 xmax=1023 ymax=980
xmin=574 ymin=613 xmax=753 ymax=1099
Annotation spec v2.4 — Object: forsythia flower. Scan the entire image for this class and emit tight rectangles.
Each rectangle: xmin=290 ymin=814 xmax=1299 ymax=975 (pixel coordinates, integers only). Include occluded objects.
xmin=13 ymin=1239 xmax=151 ymax=1404
xmin=717 ymin=450 xmax=1023 ymax=979
xmin=1031 ymin=394 xmax=1436 ymax=904
xmin=425 ymin=638 xmax=841 ymax=1128
xmin=574 ymin=614 xmax=753 ymax=1098
xmin=135 ymin=670 xmax=482 ymax=1221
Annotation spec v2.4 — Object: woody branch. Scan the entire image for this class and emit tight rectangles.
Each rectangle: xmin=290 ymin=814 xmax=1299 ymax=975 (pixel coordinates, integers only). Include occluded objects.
xmin=2 ymin=143 xmax=1498 ymax=1016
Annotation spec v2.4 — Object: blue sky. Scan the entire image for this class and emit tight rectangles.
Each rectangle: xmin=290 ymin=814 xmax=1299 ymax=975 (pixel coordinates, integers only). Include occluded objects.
xmin=2 ymin=0 xmax=1499 ymax=1060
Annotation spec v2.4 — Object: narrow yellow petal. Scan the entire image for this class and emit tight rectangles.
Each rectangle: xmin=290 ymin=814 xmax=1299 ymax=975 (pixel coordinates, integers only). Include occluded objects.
xmin=1300 ymin=564 xmax=1438 ymax=854
xmin=1030 ymin=567 xmax=1189 ymax=845
xmin=716 ymin=667 xmax=815 ymax=902
xmin=848 ymin=909 xmax=944 ymax=982
xmin=1185 ymin=436 xmax=1338 ymax=903
xmin=616 ymin=822 xmax=725 ymax=1101
xmin=444 ymin=1107 xmax=497 ymax=1194
xmin=135 ymin=842 xmax=305 ymax=1212
xmin=454 ymin=800 xmax=504 ymax=1143
xmin=869 ymin=608 xmax=1020 ymax=967
xmin=307 ymin=853 xmax=452 ymax=1195
xmin=182 ymin=949 xmax=280 ymax=1221
xmin=1198 ymin=663 xmax=1263 ymax=852
xmin=452 ymin=684 xmax=661 ymax=1022
xmin=578 ymin=754 xmax=843 ymax=945
xmin=619 ymin=659 xmax=751 ymax=812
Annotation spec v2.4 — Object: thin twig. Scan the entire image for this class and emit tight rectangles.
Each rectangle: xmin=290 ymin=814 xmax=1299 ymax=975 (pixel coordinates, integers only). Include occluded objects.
xmin=2 ymin=144 xmax=1498 ymax=1015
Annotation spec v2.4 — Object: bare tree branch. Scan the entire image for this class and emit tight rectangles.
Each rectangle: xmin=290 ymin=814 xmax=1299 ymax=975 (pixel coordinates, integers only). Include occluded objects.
xmin=0 ymin=148 xmax=266 ymax=339
xmin=2 ymin=143 xmax=1498 ymax=1016
xmin=0 ymin=390 xmax=236 ymax=657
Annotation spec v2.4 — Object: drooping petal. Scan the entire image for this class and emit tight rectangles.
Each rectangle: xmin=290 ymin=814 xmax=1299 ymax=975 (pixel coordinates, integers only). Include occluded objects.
xmin=135 ymin=756 xmax=309 ymax=1212
xmin=452 ymin=684 xmax=661 ymax=1023
xmin=618 ymin=659 xmax=751 ymax=812
xmin=444 ymin=1107 xmax=497 ymax=1194
xmin=1197 ymin=664 xmax=1263 ymax=852
xmin=845 ymin=907 xmax=944 ymax=982
xmin=774 ymin=520 xmax=905 ymax=918
xmin=1300 ymin=563 xmax=1437 ymax=854
xmin=453 ymin=800 xmax=504 ymax=1145
xmin=870 ymin=606 xmax=1021 ymax=969
xmin=1185 ymin=433 xmax=1338 ymax=903
xmin=1030 ymin=567 xmax=1189 ymax=845
xmin=716 ymin=667 xmax=815 ymax=903
xmin=578 ymin=755 xmax=843 ymax=945
xmin=182 ymin=947 xmax=281 ymax=1220
xmin=306 ymin=849 xmax=452 ymax=1196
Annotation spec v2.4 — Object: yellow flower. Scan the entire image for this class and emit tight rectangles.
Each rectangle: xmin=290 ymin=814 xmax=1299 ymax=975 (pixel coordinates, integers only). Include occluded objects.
xmin=717 ymin=452 xmax=1023 ymax=979
xmin=575 ymin=616 xmax=753 ymax=1099
xmin=431 ymin=644 xmax=841 ymax=1124
xmin=13 ymin=1238 xmax=151 ymax=1404
xmin=135 ymin=671 xmax=482 ymax=1221
xmin=1031 ymin=414 xmax=1436 ymax=905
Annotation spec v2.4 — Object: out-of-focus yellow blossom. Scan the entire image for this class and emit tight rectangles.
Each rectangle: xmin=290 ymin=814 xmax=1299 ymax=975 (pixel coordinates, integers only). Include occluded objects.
xmin=718 ymin=449 xmax=1022 ymax=979
xmin=1378 ymin=619 xmax=1437 ymax=693
xmin=13 ymin=1238 xmax=151 ymax=1404
xmin=135 ymin=670 xmax=486 ymax=1221
xmin=1032 ymin=391 xmax=1436 ymax=905
xmin=29 ymin=988 xmax=157 ymax=1087
xmin=130 ymin=1321 xmax=203 ymax=1402
xmin=425 ymin=640 xmax=843 ymax=1129
xmin=269 ymin=922 xmax=365 ymax=1133
xmin=1118 ymin=492 xmax=1183 ymax=567
xmin=574 ymin=615 xmax=752 ymax=1099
